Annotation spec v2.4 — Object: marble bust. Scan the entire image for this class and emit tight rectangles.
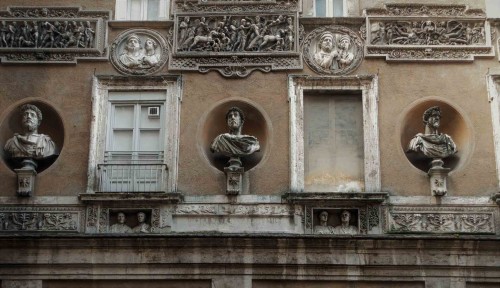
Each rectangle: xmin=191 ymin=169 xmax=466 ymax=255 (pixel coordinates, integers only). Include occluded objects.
xmin=132 ymin=212 xmax=151 ymax=233
xmin=4 ymin=104 xmax=57 ymax=160
xmin=407 ymin=106 xmax=457 ymax=159
xmin=313 ymin=210 xmax=334 ymax=234
xmin=333 ymin=210 xmax=358 ymax=235
xmin=210 ymin=107 xmax=260 ymax=168
xmin=110 ymin=212 xmax=132 ymax=233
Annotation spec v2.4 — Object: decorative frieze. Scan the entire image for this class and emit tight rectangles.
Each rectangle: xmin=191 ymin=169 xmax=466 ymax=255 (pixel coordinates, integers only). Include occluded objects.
xmin=173 ymin=204 xmax=303 ymax=216
xmin=385 ymin=206 xmax=495 ymax=234
xmin=0 ymin=7 xmax=109 ymax=63
xmin=0 ymin=206 xmax=82 ymax=232
xmin=364 ymin=4 xmax=493 ymax=62
xmin=170 ymin=0 xmax=302 ymax=77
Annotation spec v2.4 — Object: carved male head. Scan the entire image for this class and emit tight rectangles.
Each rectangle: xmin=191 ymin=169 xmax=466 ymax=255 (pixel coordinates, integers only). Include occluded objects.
xmin=423 ymin=106 xmax=441 ymax=130
xmin=20 ymin=104 xmax=42 ymax=133
xmin=341 ymin=210 xmax=351 ymax=224
xmin=137 ymin=212 xmax=146 ymax=223
xmin=126 ymin=34 xmax=141 ymax=53
xmin=226 ymin=107 xmax=245 ymax=132
xmin=318 ymin=210 xmax=329 ymax=223
xmin=117 ymin=212 xmax=126 ymax=224
xmin=318 ymin=32 xmax=335 ymax=52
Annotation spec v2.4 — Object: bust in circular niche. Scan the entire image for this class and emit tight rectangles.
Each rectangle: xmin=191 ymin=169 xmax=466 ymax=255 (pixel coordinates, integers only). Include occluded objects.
xmin=407 ymin=106 xmax=457 ymax=159
xmin=4 ymin=104 xmax=57 ymax=162
xmin=210 ymin=107 xmax=260 ymax=169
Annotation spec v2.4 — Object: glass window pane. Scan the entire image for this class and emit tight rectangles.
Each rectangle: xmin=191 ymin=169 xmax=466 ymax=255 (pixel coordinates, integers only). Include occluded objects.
xmin=139 ymin=130 xmax=160 ymax=151
xmin=333 ymin=0 xmax=343 ymax=17
xmin=130 ymin=0 xmax=142 ymax=20
xmin=304 ymin=93 xmax=364 ymax=192
xmin=140 ymin=106 xmax=161 ymax=128
xmin=113 ymin=105 xmax=135 ymax=128
xmin=147 ymin=0 xmax=160 ymax=20
xmin=316 ymin=0 xmax=326 ymax=17
xmin=112 ymin=130 xmax=134 ymax=151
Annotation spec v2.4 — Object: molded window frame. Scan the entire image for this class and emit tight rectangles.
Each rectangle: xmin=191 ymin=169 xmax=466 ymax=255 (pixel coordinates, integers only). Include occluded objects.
xmin=87 ymin=75 xmax=182 ymax=193
xmin=115 ymin=0 xmax=170 ymax=20
xmin=288 ymin=75 xmax=380 ymax=193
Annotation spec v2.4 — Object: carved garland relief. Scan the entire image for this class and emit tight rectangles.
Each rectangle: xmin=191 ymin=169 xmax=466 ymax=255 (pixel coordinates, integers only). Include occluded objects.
xmin=385 ymin=207 xmax=495 ymax=234
xmin=110 ymin=29 xmax=169 ymax=75
xmin=302 ymin=25 xmax=364 ymax=75
xmin=0 ymin=207 xmax=82 ymax=232
xmin=0 ymin=7 xmax=109 ymax=63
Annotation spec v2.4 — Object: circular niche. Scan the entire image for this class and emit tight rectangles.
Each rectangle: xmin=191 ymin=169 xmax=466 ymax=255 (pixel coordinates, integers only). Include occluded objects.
xmin=0 ymin=101 xmax=64 ymax=173
xmin=400 ymin=99 xmax=471 ymax=173
xmin=200 ymin=100 xmax=269 ymax=172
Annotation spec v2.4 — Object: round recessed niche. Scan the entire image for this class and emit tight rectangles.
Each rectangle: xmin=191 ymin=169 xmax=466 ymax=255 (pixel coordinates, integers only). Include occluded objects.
xmin=200 ymin=100 xmax=269 ymax=172
xmin=400 ymin=99 xmax=471 ymax=173
xmin=0 ymin=101 xmax=64 ymax=173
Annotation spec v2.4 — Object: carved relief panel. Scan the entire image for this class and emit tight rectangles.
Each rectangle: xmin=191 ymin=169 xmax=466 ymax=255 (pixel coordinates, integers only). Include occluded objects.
xmin=384 ymin=206 xmax=496 ymax=234
xmin=0 ymin=207 xmax=82 ymax=232
xmin=169 ymin=0 xmax=302 ymax=77
xmin=110 ymin=29 xmax=169 ymax=75
xmin=0 ymin=7 xmax=109 ymax=63
xmin=302 ymin=25 xmax=364 ymax=75
xmin=365 ymin=4 xmax=494 ymax=61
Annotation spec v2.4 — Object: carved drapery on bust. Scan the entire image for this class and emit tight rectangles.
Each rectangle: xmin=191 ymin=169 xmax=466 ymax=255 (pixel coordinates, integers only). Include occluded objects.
xmin=4 ymin=104 xmax=57 ymax=161
xmin=210 ymin=107 xmax=260 ymax=167
xmin=407 ymin=106 xmax=457 ymax=159
xmin=313 ymin=210 xmax=358 ymax=235
xmin=110 ymin=29 xmax=168 ymax=75
xmin=303 ymin=25 xmax=363 ymax=75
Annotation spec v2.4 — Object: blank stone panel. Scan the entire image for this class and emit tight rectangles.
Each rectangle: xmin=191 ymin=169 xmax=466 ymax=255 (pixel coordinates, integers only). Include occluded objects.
xmin=304 ymin=93 xmax=364 ymax=192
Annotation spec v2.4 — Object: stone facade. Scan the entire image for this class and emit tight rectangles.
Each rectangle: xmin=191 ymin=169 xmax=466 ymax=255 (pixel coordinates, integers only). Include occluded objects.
xmin=0 ymin=0 xmax=499 ymax=287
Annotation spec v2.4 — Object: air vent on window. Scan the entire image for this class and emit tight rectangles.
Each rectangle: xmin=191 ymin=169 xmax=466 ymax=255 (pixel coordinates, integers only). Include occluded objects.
xmin=148 ymin=106 xmax=160 ymax=118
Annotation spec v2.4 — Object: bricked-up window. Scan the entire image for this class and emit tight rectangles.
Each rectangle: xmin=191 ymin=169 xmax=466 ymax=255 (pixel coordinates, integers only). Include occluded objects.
xmin=303 ymin=0 xmax=345 ymax=17
xmin=115 ymin=0 xmax=170 ymax=20
xmin=288 ymin=75 xmax=380 ymax=193
xmin=303 ymin=92 xmax=364 ymax=192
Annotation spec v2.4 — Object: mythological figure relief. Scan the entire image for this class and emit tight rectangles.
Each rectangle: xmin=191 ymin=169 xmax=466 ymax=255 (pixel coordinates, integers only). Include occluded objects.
xmin=110 ymin=29 xmax=168 ymax=75
xmin=303 ymin=26 xmax=363 ymax=75
xmin=0 ymin=20 xmax=96 ymax=48
xmin=176 ymin=15 xmax=295 ymax=52
xmin=371 ymin=20 xmax=486 ymax=46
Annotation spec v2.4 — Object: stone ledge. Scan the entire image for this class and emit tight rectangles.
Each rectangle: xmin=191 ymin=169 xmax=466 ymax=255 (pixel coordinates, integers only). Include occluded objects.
xmin=282 ymin=192 xmax=389 ymax=204
xmin=79 ymin=192 xmax=183 ymax=203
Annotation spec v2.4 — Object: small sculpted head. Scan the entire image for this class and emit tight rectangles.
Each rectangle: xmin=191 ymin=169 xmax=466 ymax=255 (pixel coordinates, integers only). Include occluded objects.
xmin=137 ymin=212 xmax=146 ymax=223
xmin=126 ymin=34 xmax=141 ymax=52
xmin=423 ymin=106 xmax=441 ymax=131
xmin=318 ymin=32 xmax=335 ymax=52
xmin=341 ymin=210 xmax=351 ymax=224
xmin=144 ymin=38 xmax=157 ymax=52
xmin=20 ymin=104 xmax=42 ymax=133
xmin=338 ymin=35 xmax=351 ymax=50
xmin=226 ymin=107 xmax=245 ymax=133
xmin=319 ymin=211 xmax=329 ymax=223
xmin=117 ymin=212 xmax=126 ymax=224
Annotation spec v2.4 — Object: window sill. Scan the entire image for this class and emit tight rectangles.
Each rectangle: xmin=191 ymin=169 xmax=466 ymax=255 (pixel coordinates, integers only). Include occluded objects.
xmin=79 ymin=192 xmax=183 ymax=203
xmin=108 ymin=20 xmax=172 ymax=28
xmin=282 ymin=191 xmax=389 ymax=205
